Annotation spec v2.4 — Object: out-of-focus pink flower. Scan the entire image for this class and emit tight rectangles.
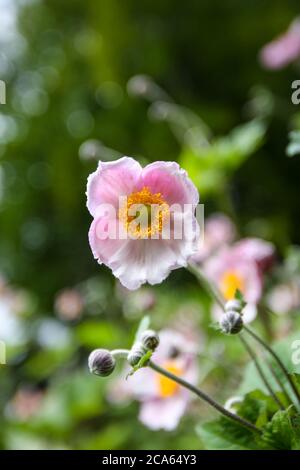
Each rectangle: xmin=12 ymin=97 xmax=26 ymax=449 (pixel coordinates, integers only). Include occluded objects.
xmin=267 ymin=278 xmax=300 ymax=315
xmin=191 ymin=213 xmax=236 ymax=263
xmin=54 ymin=288 xmax=84 ymax=321
xmin=203 ymin=238 xmax=275 ymax=323
xmin=204 ymin=246 xmax=262 ymax=304
xmin=231 ymin=238 xmax=275 ymax=273
xmin=260 ymin=19 xmax=300 ymax=70
xmin=111 ymin=329 xmax=199 ymax=431
xmin=9 ymin=388 xmax=44 ymax=421
xmin=87 ymin=157 xmax=200 ymax=290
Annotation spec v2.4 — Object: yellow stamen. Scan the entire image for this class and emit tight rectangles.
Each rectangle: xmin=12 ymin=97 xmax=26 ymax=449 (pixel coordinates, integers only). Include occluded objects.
xmin=220 ymin=270 xmax=245 ymax=300
xmin=157 ymin=361 xmax=183 ymax=398
xmin=119 ymin=186 xmax=169 ymax=238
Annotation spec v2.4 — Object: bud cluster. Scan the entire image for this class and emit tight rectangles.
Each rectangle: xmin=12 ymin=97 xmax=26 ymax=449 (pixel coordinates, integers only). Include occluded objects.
xmin=127 ymin=329 xmax=160 ymax=366
xmin=88 ymin=329 xmax=160 ymax=377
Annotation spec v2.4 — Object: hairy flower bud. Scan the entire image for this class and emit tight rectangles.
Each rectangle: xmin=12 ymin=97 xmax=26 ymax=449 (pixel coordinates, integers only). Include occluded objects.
xmin=220 ymin=311 xmax=243 ymax=335
xmin=225 ymin=299 xmax=243 ymax=313
xmin=140 ymin=329 xmax=160 ymax=351
xmin=88 ymin=349 xmax=116 ymax=377
xmin=127 ymin=342 xmax=148 ymax=366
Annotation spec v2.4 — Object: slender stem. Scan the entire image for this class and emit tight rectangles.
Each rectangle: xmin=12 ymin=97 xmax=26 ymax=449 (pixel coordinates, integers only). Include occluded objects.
xmin=239 ymin=335 xmax=285 ymax=410
xmin=260 ymin=303 xmax=277 ymax=318
xmin=188 ymin=264 xmax=300 ymax=409
xmin=188 ymin=263 xmax=225 ymax=310
xmin=244 ymin=326 xmax=300 ymax=406
xmin=257 ymin=304 xmax=273 ymax=341
xmin=111 ymin=349 xmax=130 ymax=359
xmin=266 ymin=359 xmax=294 ymax=406
xmin=149 ymin=360 xmax=261 ymax=435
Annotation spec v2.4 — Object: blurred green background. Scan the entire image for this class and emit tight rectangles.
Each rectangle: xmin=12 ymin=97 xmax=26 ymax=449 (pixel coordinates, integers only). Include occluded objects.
xmin=1 ymin=0 xmax=300 ymax=450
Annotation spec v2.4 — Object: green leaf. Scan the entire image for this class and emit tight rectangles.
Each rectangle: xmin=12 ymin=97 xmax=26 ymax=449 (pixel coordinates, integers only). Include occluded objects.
xmin=196 ymin=389 xmax=271 ymax=450
xmin=239 ymin=391 xmax=267 ymax=424
xmin=126 ymin=350 xmax=153 ymax=378
xmin=196 ymin=417 xmax=259 ymax=450
xmin=196 ymin=387 xmax=300 ymax=450
xmin=179 ymin=119 xmax=266 ymax=195
xmin=228 ymin=119 xmax=266 ymax=161
xmin=260 ymin=407 xmax=300 ymax=450
xmin=234 ymin=289 xmax=247 ymax=309
xmin=134 ymin=315 xmax=151 ymax=342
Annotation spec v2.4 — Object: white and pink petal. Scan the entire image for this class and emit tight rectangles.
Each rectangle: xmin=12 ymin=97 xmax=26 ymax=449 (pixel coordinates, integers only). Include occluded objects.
xmin=86 ymin=156 xmax=142 ymax=216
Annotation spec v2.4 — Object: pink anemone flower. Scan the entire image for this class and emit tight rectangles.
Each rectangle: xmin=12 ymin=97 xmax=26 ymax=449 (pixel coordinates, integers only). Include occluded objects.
xmin=259 ymin=18 xmax=300 ymax=70
xmin=203 ymin=238 xmax=275 ymax=323
xmin=87 ymin=157 xmax=200 ymax=290
xmin=122 ymin=329 xmax=199 ymax=431
xmin=231 ymin=238 xmax=275 ymax=273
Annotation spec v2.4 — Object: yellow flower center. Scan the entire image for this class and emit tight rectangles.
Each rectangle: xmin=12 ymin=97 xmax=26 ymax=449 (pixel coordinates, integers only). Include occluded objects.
xmin=220 ymin=270 xmax=245 ymax=300
xmin=119 ymin=186 xmax=169 ymax=238
xmin=157 ymin=361 xmax=183 ymax=398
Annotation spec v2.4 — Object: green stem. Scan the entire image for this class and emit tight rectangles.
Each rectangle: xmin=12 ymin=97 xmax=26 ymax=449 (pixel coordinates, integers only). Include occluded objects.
xmin=149 ymin=360 xmax=261 ymax=435
xmin=244 ymin=326 xmax=300 ymax=406
xmin=239 ymin=335 xmax=285 ymax=410
xmin=257 ymin=304 xmax=273 ymax=341
xmin=266 ymin=359 xmax=294 ymax=406
xmin=111 ymin=349 xmax=129 ymax=359
xmin=188 ymin=264 xmax=300 ymax=406
xmin=188 ymin=263 xmax=225 ymax=310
